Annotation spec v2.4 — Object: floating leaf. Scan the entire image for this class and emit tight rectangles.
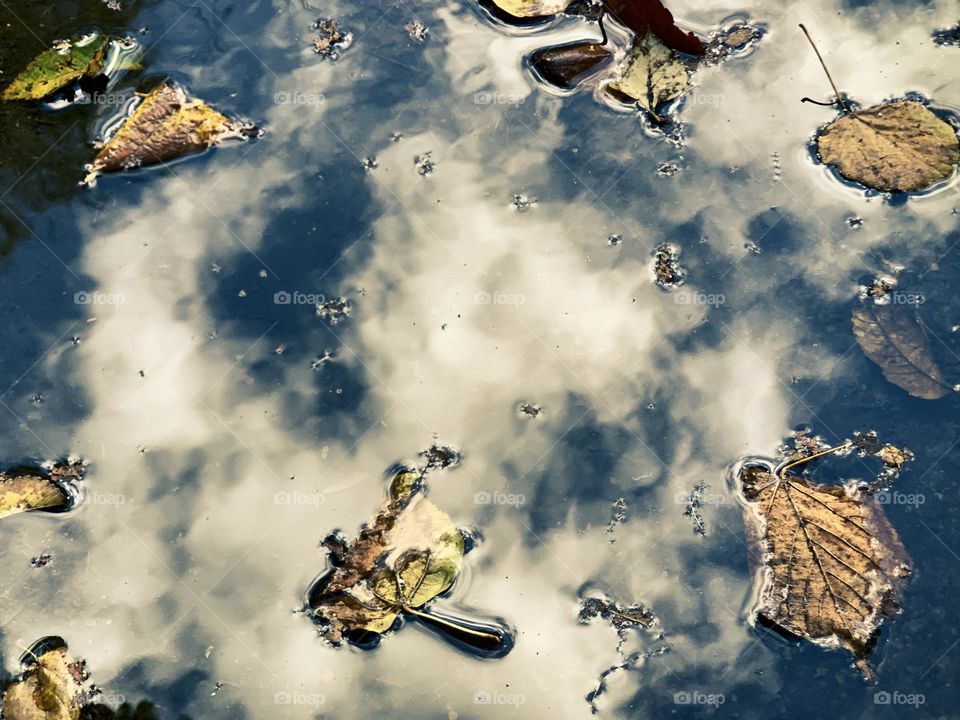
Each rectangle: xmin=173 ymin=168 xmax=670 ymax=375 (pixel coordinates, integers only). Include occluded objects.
xmin=85 ymin=83 xmax=255 ymax=182
xmin=0 ymin=462 xmax=83 ymax=521
xmin=308 ymin=469 xmax=465 ymax=644
xmin=2 ymin=639 xmax=88 ymax=720
xmin=852 ymin=305 xmax=954 ymax=399
xmin=490 ymin=0 xmax=570 ymax=18
xmin=529 ymin=42 xmax=612 ymax=90
xmin=738 ymin=455 xmax=911 ymax=679
xmin=817 ymin=101 xmax=959 ymax=192
xmin=1 ymin=35 xmax=110 ymax=101
xmin=603 ymin=0 xmax=704 ymax=55
xmin=606 ymin=32 xmax=688 ymax=119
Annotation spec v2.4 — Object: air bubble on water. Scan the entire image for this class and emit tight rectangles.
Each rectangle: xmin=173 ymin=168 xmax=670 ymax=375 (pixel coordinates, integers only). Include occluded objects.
xmin=238 ymin=289 xmax=247 ymax=298
xmin=210 ymin=263 xmax=221 ymax=274
xmin=258 ymin=269 xmax=268 ymax=278
xmin=771 ymin=152 xmax=781 ymax=183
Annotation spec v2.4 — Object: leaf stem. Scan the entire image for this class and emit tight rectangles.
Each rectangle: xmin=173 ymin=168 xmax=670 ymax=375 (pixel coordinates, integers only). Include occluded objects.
xmin=798 ymin=24 xmax=849 ymax=114
xmin=778 ymin=441 xmax=853 ymax=478
xmin=403 ymin=606 xmax=502 ymax=641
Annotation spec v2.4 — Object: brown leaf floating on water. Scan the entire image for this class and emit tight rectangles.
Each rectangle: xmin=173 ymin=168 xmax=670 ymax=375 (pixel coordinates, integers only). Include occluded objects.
xmin=529 ymin=42 xmax=612 ymax=90
xmin=738 ymin=448 xmax=911 ymax=680
xmin=0 ymin=462 xmax=84 ymax=521
xmin=852 ymin=305 xmax=955 ymax=400
xmin=1 ymin=638 xmax=89 ymax=720
xmin=85 ymin=83 xmax=255 ymax=183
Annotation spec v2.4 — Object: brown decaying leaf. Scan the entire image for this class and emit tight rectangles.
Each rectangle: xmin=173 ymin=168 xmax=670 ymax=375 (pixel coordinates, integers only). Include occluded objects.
xmin=86 ymin=83 xmax=254 ymax=181
xmin=818 ymin=101 xmax=960 ymax=192
xmin=0 ymin=462 xmax=83 ymax=520
xmin=852 ymin=305 xmax=954 ymax=400
xmin=739 ymin=463 xmax=910 ymax=679
xmin=529 ymin=42 xmax=612 ymax=90
xmin=2 ymin=643 xmax=89 ymax=720
xmin=489 ymin=0 xmax=570 ymax=18
xmin=308 ymin=470 xmax=465 ymax=644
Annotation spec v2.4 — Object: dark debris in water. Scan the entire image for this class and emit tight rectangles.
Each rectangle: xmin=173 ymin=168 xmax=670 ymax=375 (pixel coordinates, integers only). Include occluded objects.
xmin=403 ymin=20 xmax=429 ymax=43
xmin=652 ymin=242 xmax=686 ymax=290
xmin=419 ymin=441 xmax=462 ymax=470
xmin=578 ymin=592 xmax=666 ymax=714
xmin=414 ymin=151 xmax=435 ymax=176
xmin=312 ymin=18 xmax=353 ymax=59
xmin=511 ymin=194 xmax=537 ymax=212
xmin=680 ymin=481 xmax=707 ymax=536
xmin=518 ymin=402 xmax=542 ymax=418
xmin=703 ymin=24 xmax=764 ymax=64
xmin=605 ymin=497 xmax=627 ymax=538
xmin=30 ymin=552 xmax=53 ymax=568
xmin=933 ymin=22 xmax=960 ymax=47
xmin=316 ymin=297 xmax=351 ymax=324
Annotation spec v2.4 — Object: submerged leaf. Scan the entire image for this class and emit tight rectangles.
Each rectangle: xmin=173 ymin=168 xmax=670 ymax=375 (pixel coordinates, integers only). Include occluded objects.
xmin=852 ymin=305 xmax=954 ymax=399
xmin=606 ymin=32 xmax=688 ymax=118
xmin=1 ymin=35 xmax=110 ymax=101
xmin=530 ymin=42 xmax=612 ymax=90
xmin=490 ymin=0 xmax=570 ymax=18
xmin=0 ymin=462 xmax=83 ymax=520
xmin=2 ymin=641 xmax=88 ymax=720
xmin=739 ymin=462 xmax=910 ymax=679
xmin=308 ymin=469 xmax=465 ymax=644
xmin=86 ymin=83 xmax=255 ymax=181
xmin=817 ymin=101 xmax=960 ymax=192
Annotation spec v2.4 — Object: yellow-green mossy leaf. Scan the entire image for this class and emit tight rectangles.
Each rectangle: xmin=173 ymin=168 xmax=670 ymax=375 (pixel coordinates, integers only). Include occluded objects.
xmin=1 ymin=34 xmax=109 ymax=101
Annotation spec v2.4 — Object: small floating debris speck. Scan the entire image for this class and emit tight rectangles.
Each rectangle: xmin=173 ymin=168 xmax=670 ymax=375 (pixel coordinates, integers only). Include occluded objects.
xmin=420 ymin=441 xmax=461 ymax=470
xmin=391 ymin=131 xmax=403 ymax=142
xmin=316 ymin=297 xmax=351 ymax=324
xmin=607 ymin=234 xmax=622 ymax=247
xmin=404 ymin=20 xmax=429 ymax=43
xmin=847 ymin=216 xmax=864 ymax=229
xmin=311 ymin=350 xmax=333 ymax=370
xmin=859 ymin=274 xmax=897 ymax=303
xmin=656 ymin=163 xmax=680 ymax=177
xmin=652 ymin=242 xmax=686 ymax=290
xmin=210 ymin=263 xmax=221 ymax=274
xmin=606 ymin=498 xmax=627 ymax=536
xmin=518 ymin=402 xmax=542 ymax=418
xmin=312 ymin=18 xmax=352 ymax=59
xmin=31 ymin=553 xmax=52 ymax=568
xmin=363 ymin=156 xmax=378 ymax=171
xmin=681 ymin=481 xmax=707 ymax=536
xmin=511 ymin=194 xmax=537 ymax=212
xmin=414 ymin=152 xmax=435 ymax=176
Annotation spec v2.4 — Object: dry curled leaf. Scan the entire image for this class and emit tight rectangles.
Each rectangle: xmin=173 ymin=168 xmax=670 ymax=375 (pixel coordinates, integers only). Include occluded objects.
xmin=308 ymin=470 xmax=465 ymax=644
xmin=86 ymin=83 xmax=255 ymax=182
xmin=739 ymin=462 xmax=910 ymax=679
xmin=817 ymin=101 xmax=960 ymax=192
xmin=0 ymin=462 xmax=83 ymax=520
xmin=529 ymin=42 xmax=612 ymax=90
xmin=852 ymin=305 xmax=955 ymax=399
xmin=606 ymin=32 xmax=689 ymax=120
xmin=1 ymin=35 xmax=109 ymax=101
xmin=602 ymin=0 xmax=704 ymax=55
xmin=2 ymin=639 xmax=89 ymax=720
